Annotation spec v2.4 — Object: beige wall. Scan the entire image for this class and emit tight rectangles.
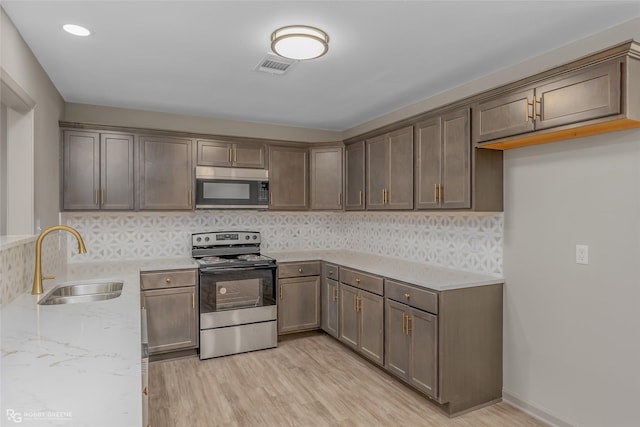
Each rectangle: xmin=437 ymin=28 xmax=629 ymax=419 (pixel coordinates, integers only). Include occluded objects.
xmin=1 ymin=8 xmax=65 ymax=230
xmin=64 ymin=102 xmax=341 ymax=143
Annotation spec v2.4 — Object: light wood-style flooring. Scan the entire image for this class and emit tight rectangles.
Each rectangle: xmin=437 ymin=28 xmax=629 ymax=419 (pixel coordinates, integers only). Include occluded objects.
xmin=150 ymin=332 xmax=546 ymax=427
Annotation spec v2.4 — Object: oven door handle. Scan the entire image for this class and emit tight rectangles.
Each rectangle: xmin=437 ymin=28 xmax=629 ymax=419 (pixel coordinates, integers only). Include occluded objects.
xmin=199 ymin=265 xmax=275 ymax=273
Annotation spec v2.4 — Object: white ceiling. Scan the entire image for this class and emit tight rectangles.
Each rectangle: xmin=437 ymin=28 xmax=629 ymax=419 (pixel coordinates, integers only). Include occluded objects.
xmin=3 ymin=1 xmax=640 ymax=131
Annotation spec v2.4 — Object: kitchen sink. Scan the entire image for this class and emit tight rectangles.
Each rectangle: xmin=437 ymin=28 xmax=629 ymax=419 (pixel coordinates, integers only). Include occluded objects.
xmin=38 ymin=281 xmax=124 ymax=305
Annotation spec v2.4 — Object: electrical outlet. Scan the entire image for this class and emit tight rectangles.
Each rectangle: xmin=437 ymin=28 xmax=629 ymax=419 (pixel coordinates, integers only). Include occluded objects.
xmin=576 ymin=245 xmax=589 ymax=265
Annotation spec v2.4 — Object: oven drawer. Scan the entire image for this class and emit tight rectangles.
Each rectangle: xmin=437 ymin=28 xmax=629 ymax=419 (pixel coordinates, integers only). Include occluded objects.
xmin=322 ymin=263 xmax=339 ymax=280
xmin=339 ymin=267 xmax=383 ymax=296
xmin=278 ymin=261 xmax=321 ymax=278
xmin=140 ymin=269 xmax=197 ymax=290
xmin=385 ymin=279 xmax=438 ymax=315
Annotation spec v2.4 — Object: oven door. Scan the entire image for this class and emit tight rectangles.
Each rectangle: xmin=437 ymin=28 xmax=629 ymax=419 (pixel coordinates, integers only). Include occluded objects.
xmin=199 ymin=266 xmax=276 ymax=329
xmin=195 ymin=178 xmax=269 ymax=209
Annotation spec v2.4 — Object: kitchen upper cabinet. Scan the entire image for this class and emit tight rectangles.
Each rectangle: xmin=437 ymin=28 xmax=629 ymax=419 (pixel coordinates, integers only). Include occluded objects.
xmin=366 ymin=126 xmax=413 ymax=210
xmin=474 ymin=59 xmax=622 ymax=146
xmin=278 ymin=261 xmax=321 ymax=334
xmin=197 ymin=139 xmax=265 ymax=169
xmin=310 ymin=146 xmax=343 ymax=210
xmin=139 ymin=135 xmax=193 ymax=210
xmin=415 ymin=109 xmax=470 ymax=209
xmin=345 ymin=141 xmax=365 ymax=210
xmin=63 ymin=130 xmax=134 ymax=211
xmin=269 ymin=145 xmax=308 ymax=210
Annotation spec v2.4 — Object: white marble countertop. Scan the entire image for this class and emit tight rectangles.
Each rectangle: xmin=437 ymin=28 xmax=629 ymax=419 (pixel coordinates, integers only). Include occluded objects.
xmin=0 ymin=257 xmax=197 ymax=427
xmin=264 ymin=250 xmax=503 ymax=291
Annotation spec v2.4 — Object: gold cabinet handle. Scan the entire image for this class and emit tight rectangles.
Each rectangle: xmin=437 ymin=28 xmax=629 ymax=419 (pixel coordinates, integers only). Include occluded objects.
xmin=434 ymin=184 xmax=439 ymax=203
xmin=402 ymin=313 xmax=407 ymax=334
xmin=192 ymin=292 xmax=195 ymax=309
xmin=404 ymin=293 xmax=410 ymax=299
xmin=353 ymin=294 xmax=358 ymax=312
xmin=355 ymin=278 xmax=361 ymax=284
xmin=407 ymin=316 xmax=413 ymax=334
xmin=358 ymin=297 xmax=362 ymax=312
xmin=233 ymin=147 xmax=237 ymax=163
xmin=338 ymin=191 xmax=342 ymax=207
xmin=333 ymin=287 xmax=338 ymax=301
xmin=95 ymin=189 xmax=99 ymax=206
xmin=298 ymin=268 xmax=303 ymax=273
xmin=526 ymin=98 xmax=534 ymax=122
xmin=101 ymin=189 xmax=105 ymax=205
xmin=143 ymin=386 xmax=148 ymax=396
xmin=359 ymin=190 xmax=363 ymax=206
xmin=279 ymin=285 xmax=283 ymax=300
xmin=165 ymin=277 xmax=171 ymax=283
xmin=381 ymin=188 xmax=385 ymax=205
xmin=228 ymin=148 xmax=233 ymax=163
xmin=535 ymin=97 xmax=542 ymax=120
xmin=188 ymin=191 xmax=192 ymax=206
xmin=438 ymin=185 xmax=443 ymax=203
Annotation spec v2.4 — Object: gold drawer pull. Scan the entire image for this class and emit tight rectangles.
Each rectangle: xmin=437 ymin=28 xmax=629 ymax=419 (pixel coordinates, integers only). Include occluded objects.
xmin=355 ymin=278 xmax=361 ymax=283
xmin=143 ymin=386 xmax=148 ymax=396
xmin=407 ymin=316 xmax=413 ymax=334
xmin=404 ymin=293 xmax=410 ymax=299
xmin=165 ymin=278 xmax=172 ymax=283
xmin=298 ymin=268 xmax=303 ymax=273
xmin=359 ymin=190 xmax=363 ymax=206
xmin=333 ymin=288 xmax=338 ymax=301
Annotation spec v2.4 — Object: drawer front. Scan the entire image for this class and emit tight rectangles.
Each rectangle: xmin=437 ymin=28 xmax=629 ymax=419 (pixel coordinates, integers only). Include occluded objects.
xmin=140 ymin=269 xmax=198 ymax=290
xmin=339 ymin=267 xmax=383 ymax=296
xmin=278 ymin=261 xmax=321 ymax=278
xmin=385 ymin=279 xmax=438 ymax=315
xmin=322 ymin=262 xmax=339 ymax=280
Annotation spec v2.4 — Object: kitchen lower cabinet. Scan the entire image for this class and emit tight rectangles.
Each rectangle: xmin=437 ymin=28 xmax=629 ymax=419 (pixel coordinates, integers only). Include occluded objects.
xmin=277 ymin=261 xmax=321 ymax=334
xmin=338 ymin=283 xmax=384 ymax=365
xmin=139 ymin=135 xmax=193 ymax=210
xmin=321 ymin=263 xmax=339 ymax=338
xmin=269 ymin=145 xmax=309 ymax=210
xmin=385 ymin=299 xmax=438 ymax=398
xmin=140 ymin=269 xmax=198 ymax=355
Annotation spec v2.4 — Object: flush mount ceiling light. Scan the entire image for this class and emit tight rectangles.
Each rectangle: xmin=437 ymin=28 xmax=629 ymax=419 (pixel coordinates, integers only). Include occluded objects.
xmin=271 ymin=25 xmax=329 ymax=60
xmin=62 ymin=24 xmax=91 ymax=37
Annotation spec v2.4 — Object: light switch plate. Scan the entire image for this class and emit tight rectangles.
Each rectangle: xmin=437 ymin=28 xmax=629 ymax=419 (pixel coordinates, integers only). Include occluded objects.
xmin=576 ymin=245 xmax=589 ymax=265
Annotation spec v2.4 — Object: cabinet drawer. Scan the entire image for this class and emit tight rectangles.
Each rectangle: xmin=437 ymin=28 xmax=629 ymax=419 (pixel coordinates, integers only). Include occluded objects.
xmin=385 ymin=279 xmax=438 ymax=315
xmin=140 ymin=269 xmax=197 ymax=290
xmin=322 ymin=263 xmax=339 ymax=280
xmin=339 ymin=267 xmax=383 ymax=296
xmin=278 ymin=261 xmax=321 ymax=278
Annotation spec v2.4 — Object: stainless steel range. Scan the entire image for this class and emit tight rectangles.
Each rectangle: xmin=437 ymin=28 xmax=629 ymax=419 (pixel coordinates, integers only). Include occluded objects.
xmin=193 ymin=231 xmax=277 ymax=359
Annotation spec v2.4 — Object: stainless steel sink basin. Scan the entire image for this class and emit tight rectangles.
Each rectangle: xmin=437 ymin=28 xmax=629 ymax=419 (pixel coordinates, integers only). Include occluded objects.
xmin=38 ymin=281 xmax=124 ymax=305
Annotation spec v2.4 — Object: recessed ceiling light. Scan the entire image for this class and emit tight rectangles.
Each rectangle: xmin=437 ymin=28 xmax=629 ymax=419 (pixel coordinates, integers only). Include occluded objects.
xmin=271 ymin=25 xmax=329 ymax=60
xmin=63 ymin=24 xmax=91 ymax=37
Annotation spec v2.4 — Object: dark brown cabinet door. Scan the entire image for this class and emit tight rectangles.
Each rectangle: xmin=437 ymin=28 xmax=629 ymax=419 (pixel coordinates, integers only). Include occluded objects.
xmin=321 ymin=278 xmax=339 ymax=338
xmin=269 ymin=145 xmax=308 ymax=210
xmin=366 ymin=135 xmax=388 ymax=210
xmin=409 ymin=307 xmax=438 ymax=398
xmin=310 ymin=146 xmax=343 ymax=210
xmin=473 ymin=88 xmax=535 ymax=143
xmin=339 ymin=283 xmax=359 ymax=350
xmin=142 ymin=286 xmax=198 ymax=355
xmin=345 ymin=141 xmax=365 ymax=210
xmin=139 ymin=136 xmax=193 ymax=210
xmin=415 ymin=118 xmax=442 ymax=209
xmin=385 ymin=299 xmax=411 ymax=380
xmin=387 ymin=127 xmax=414 ymax=210
xmin=100 ymin=133 xmax=134 ymax=210
xmin=441 ymin=109 xmax=470 ymax=209
xmin=278 ymin=276 xmax=321 ymax=334
xmin=359 ymin=290 xmax=384 ymax=366
xmin=63 ymin=130 xmax=100 ymax=210
xmin=535 ymin=60 xmax=620 ymax=130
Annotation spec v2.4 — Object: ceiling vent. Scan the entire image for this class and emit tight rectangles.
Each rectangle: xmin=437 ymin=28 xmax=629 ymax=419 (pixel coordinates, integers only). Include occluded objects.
xmin=255 ymin=53 xmax=296 ymax=75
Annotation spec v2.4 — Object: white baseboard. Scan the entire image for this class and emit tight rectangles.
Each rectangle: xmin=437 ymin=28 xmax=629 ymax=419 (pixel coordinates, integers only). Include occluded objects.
xmin=502 ymin=390 xmax=573 ymax=427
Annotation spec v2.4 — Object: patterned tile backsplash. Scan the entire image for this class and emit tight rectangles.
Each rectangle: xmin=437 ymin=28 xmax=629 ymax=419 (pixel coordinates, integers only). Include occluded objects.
xmin=0 ymin=236 xmax=66 ymax=307
xmin=63 ymin=211 xmax=503 ymax=275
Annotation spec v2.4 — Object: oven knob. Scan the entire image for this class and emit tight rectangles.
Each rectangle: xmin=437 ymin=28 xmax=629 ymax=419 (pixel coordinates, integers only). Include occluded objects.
xmin=196 ymin=237 xmax=202 ymax=242
xmin=245 ymin=235 xmax=250 ymax=240
xmin=252 ymin=235 xmax=258 ymax=240
xmin=205 ymin=237 xmax=210 ymax=242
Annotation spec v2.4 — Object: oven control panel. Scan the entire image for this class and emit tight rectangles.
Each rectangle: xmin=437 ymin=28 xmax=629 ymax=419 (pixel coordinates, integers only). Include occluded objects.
xmin=192 ymin=231 xmax=261 ymax=247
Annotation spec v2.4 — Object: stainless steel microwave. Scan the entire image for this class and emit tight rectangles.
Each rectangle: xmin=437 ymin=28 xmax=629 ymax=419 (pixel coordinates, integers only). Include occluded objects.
xmin=195 ymin=167 xmax=269 ymax=209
